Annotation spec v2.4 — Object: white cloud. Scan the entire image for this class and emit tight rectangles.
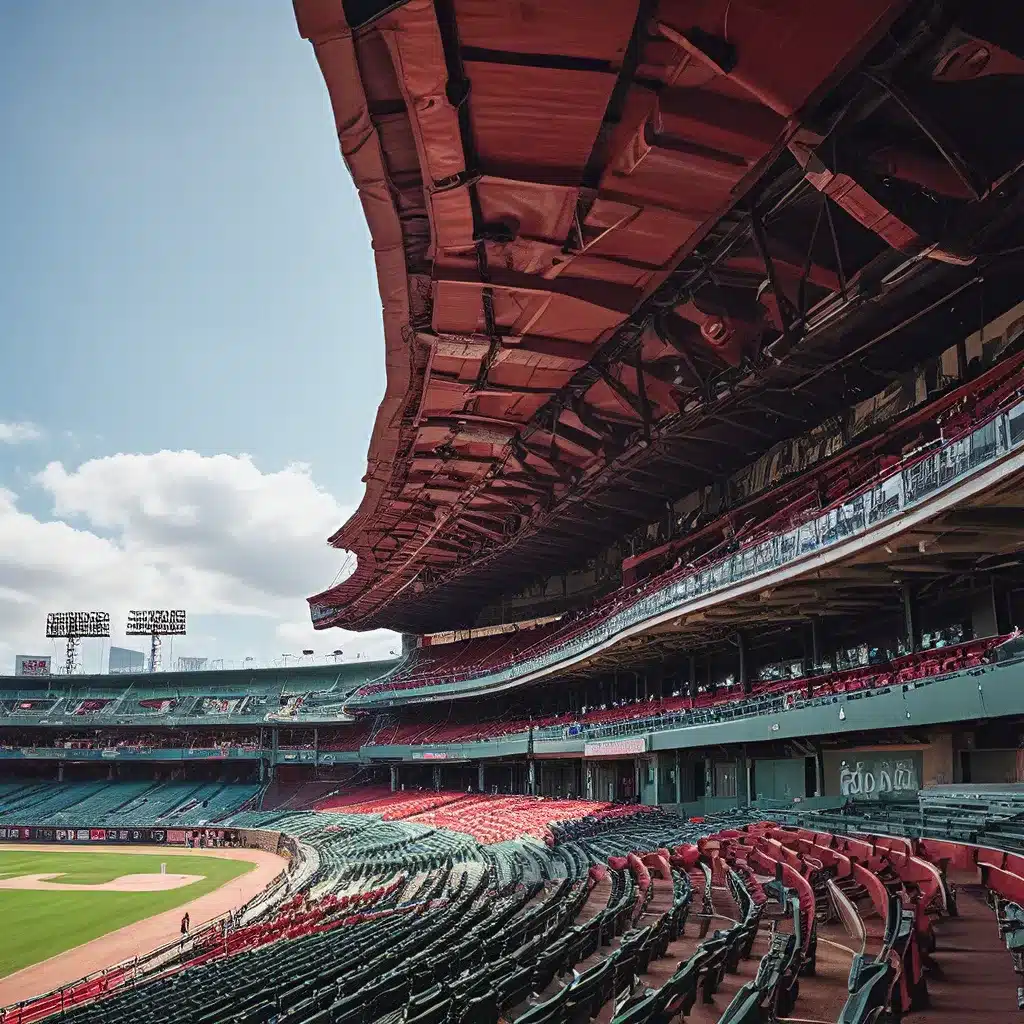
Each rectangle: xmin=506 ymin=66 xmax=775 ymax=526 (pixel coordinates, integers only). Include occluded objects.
xmin=275 ymin=619 xmax=398 ymax=662
xmin=0 ymin=451 xmax=399 ymax=674
xmin=0 ymin=422 xmax=41 ymax=445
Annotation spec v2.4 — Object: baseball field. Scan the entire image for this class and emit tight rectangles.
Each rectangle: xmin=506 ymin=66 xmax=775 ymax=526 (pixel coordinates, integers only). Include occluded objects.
xmin=0 ymin=849 xmax=255 ymax=978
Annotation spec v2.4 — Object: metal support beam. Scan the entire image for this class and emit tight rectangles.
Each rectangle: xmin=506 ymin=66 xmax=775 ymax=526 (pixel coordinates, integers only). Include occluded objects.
xmin=596 ymin=365 xmax=647 ymax=421
xmin=434 ymin=267 xmax=640 ymax=317
xmin=749 ymin=200 xmax=798 ymax=355
xmin=632 ymin=346 xmax=653 ymax=440
xmin=903 ymin=583 xmax=917 ymax=654
xmin=546 ymin=417 xmax=605 ymax=457
xmin=738 ymin=631 xmax=749 ymax=694
xmin=860 ymin=71 xmax=985 ymax=202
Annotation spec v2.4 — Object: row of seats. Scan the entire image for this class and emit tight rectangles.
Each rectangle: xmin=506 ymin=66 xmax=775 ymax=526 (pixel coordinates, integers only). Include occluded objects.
xmin=7 ymin=805 xmax=767 ymax=1024
xmin=787 ymin=784 xmax=1024 ymax=851
xmin=761 ymin=802 xmax=1024 ymax=1020
xmin=407 ymin=796 xmax=613 ymax=845
xmin=1 ymin=628 xmax=1011 ymax=757
xmin=356 ymin=367 xmax=1024 ymax=702
xmin=626 ymin=345 xmax=1024 ymax=575
xmin=314 ymin=790 xmax=471 ymax=820
xmin=0 ymin=626 xmax=1009 ymax=764
xmin=357 ymin=620 xmax=1011 ymax=710
xmin=0 ymin=780 xmax=260 ymax=828
xmin=0 ymin=685 xmax=370 ymax=725
xmin=8 ymin=788 xmax=1023 ymax=1024
xmin=726 ymin=826 xmax=930 ymax=1021
xmin=343 ymin=632 xmax=1013 ymax=748
xmin=257 ymin=630 xmax=1017 ymax=755
xmin=304 ymin=789 xmax=626 ymax=846
xmin=187 ymin=876 xmax=408 ymax=964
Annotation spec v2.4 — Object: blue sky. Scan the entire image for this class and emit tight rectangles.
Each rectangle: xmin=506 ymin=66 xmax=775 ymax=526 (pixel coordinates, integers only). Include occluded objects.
xmin=0 ymin=2 xmax=399 ymax=672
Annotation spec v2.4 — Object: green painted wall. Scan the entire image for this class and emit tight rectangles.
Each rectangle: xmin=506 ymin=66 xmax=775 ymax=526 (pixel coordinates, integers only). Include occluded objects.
xmin=751 ymin=758 xmax=806 ymax=802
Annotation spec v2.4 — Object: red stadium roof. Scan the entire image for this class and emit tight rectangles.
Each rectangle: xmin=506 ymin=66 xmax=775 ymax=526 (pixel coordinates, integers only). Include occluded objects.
xmin=296 ymin=0 xmax=1024 ymax=633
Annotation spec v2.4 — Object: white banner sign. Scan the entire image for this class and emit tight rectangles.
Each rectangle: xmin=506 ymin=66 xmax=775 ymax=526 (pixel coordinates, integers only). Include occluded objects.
xmin=584 ymin=737 xmax=647 ymax=758
xmin=15 ymin=655 xmax=51 ymax=677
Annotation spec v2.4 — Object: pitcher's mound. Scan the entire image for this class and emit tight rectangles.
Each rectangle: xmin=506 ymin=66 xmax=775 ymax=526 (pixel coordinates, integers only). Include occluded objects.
xmin=0 ymin=872 xmax=204 ymax=892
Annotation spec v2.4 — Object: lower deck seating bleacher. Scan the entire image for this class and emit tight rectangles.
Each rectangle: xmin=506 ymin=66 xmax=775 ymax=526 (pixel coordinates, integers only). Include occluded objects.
xmin=0 ymin=780 xmax=260 ymax=828
xmin=4 ymin=783 xmax=1024 ymax=1024
xmin=310 ymin=790 xmax=637 ymax=845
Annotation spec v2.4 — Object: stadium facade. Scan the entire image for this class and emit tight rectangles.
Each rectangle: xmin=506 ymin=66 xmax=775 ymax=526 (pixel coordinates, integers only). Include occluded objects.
xmin=3 ymin=0 xmax=1024 ymax=810
xmin=5 ymin=4 xmax=1024 ymax=1019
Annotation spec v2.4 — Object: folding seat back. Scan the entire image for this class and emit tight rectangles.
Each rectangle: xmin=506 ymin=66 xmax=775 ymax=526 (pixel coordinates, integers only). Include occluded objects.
xmin=609 ymin=988 xmax=665 ymax=1024
xmin=460 ymin=990 xmax=500 ymax=1024
xmin=369 ymin=973 xmax=410 ymax=1017
xmin=514 ymin=986 xmax=569 ymax=1024
xmin=328 ymin=991 xmax=367 ymax=1024
xmin=282 ymin=995 xmax=317 ymax=1021
xmin=565 ymin=956 xmax=613 ymax=1024
xmin=715 ymin=982 xmax=762 ymax=1024
xmin=692 ymin=938 xmax=728 ymax=1002
xmin=235 ymin=999 xmax=277 ymax=1024
xmin=837 ymin=959 xmax=894 ymax=1024
xmin=277 ymin=981 xmax=314 ymax=1013
xmin=648 ymin=913 xmax=670 ymax=961
xmin=408 ymin=983 xmax=449 ymax=1018
xmin=613 ymin=942 xmax=640 ymax=992
xmin=337 ymin=965 xmax=375 ymax=999
xmin=496 ymin=966 xmax=534 ymax=1011
xmin=407 ymin=997 xmax=453 ymax=1024
xmin=715 ymin=924 xmax=748 ymax=974
xmin=302 ymin=1011 xmax=332 ymax=1024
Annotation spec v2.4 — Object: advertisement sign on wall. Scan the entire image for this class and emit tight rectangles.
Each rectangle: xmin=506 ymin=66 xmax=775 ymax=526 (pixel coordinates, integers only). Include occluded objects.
xmin=0 ymin=826 xmax=168 ymax=844
xmin=584 ymin=737 xmax=647 ymax=758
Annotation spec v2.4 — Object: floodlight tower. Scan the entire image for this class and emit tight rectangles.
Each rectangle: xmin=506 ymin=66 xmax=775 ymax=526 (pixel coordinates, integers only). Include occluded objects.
xmin=125 ymin=610 xmax=187 ymax=672
xmin=45 ymin=612 xmax=111 ymax=675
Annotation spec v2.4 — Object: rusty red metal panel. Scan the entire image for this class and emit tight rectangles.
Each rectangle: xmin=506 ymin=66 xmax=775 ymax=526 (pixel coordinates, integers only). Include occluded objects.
xmin=296 ymin=0 xmax=929 ymax=631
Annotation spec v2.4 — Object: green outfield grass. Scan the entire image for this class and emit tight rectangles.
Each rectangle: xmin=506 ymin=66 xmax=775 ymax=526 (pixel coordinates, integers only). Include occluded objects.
xmin=0 ymin=850 xmax=254 ymax=978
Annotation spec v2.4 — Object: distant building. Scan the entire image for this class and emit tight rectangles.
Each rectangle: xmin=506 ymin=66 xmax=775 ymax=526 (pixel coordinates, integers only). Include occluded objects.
xmin=109 ymin=647 xmax=145 ymax=674
xmin=177 ymin=657 xmax=208 ymax=672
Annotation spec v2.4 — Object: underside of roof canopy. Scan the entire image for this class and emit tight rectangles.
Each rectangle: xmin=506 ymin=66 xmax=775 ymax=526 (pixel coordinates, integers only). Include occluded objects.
xmin=295 ymin=0 xmax=1024 ymax=633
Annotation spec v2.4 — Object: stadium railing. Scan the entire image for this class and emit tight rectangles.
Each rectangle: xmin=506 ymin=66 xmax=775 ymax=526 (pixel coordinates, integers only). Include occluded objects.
xmin=351 ymin=393 xmax=1024 ymax=704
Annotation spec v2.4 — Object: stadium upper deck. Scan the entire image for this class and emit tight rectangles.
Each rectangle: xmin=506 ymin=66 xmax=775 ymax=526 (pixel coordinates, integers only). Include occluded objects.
xmin=0 ymin=659 xmax=398 ymax=726
xmin=298 ymin=0 xmax=1024 ymax=636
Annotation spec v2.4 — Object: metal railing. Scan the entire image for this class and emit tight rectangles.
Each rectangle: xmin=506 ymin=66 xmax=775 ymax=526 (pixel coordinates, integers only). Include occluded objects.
xmin=356 ymin=398 xmax=1024 ymax=703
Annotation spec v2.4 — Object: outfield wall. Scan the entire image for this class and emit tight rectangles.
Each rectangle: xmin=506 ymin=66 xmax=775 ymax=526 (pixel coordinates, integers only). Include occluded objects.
xmin=0 ymin=825 xmax=273 ymax=848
